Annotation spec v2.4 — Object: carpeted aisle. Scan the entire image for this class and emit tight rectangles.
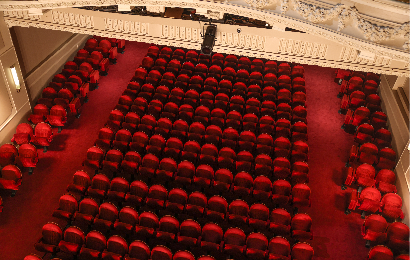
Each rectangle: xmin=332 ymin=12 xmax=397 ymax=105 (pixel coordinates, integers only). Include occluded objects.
xmin=0 ymin=41 xmax=149 ymax=260
xmin=304 ymin=65 xmax=368 ymax=259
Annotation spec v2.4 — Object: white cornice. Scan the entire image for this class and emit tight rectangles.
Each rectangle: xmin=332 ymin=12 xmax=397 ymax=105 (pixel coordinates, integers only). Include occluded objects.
xmin=0 ymin=0 xmax=410 ymax=75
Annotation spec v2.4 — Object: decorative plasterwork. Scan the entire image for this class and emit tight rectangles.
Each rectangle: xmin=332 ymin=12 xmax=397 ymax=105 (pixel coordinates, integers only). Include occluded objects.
xmin=278 ymin=38 xmax=327 ymax=59
xmin=2 ymin=0 xmax=409 ymax=60
xmin=3 ymin=9 xmax=409 ymax=77
xmin=340 ymin=46 xmax=392 ymax=67
xmin=244 ymin=0 xmax=274 ymax=9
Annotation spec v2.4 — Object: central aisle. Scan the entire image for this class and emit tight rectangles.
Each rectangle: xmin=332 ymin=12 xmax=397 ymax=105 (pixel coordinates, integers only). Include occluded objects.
xmin=0 ymin=41 xmax=150 ymax=260
xmin=304 ymin=65 xmax=368 ymax=259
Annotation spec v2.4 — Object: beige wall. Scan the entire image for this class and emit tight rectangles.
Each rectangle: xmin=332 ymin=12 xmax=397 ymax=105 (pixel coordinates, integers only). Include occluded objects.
xmin=380 ymin=75 xmax=410 ymax=226
xmin=0 ymin=12 xmax=31 ymax=145
xmin=0 ymin=18 xmax=88 ymax=145
xmin=11 ymin=26 xmax=73 ymax=77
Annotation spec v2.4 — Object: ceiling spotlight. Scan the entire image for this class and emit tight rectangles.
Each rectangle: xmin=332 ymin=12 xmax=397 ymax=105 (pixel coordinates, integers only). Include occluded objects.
xmin=237 ymin=28 xmax=241 ymax=33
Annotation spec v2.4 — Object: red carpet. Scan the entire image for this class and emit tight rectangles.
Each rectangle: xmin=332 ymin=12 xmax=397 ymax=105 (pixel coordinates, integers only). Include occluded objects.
xmin=0 ymin=41 xmax=150 ymax=260
xmin=0 ymin=46 xmax=370 ymax=260
xmin=304 ymin=65 xmax=368 ymax=259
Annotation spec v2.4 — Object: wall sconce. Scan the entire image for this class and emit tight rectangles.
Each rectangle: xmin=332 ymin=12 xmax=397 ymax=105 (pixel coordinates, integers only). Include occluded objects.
xmin=10 ymin=65 xmax=20 ymax=93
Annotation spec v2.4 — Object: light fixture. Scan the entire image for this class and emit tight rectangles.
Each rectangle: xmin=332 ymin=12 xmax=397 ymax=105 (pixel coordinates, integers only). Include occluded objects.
xmin=407 ymin=142 xmax=410 ymax=151
xmin=201 ymin=23 xmax=217 ymax=55
xmin=10 ymin=65 xmax=20 ymax=93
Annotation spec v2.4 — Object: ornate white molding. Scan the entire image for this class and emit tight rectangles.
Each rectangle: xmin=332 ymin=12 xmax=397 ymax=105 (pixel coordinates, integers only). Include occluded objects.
xmin=3 ymin=8 xmax=409 ymax=77
xmin=278 ymin=38 xmax=327 ymax=59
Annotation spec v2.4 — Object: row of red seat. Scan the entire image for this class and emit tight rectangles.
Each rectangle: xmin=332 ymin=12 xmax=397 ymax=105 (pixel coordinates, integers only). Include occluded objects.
xmin=134 ymin=64 xmax=306 ymax=93
xmin=34 ymin=221 xmax=313 ymax=260
xmin=64 ymin=173 xmax=310 ymax=224
xmin=53 ymin=190 xmax=312 ymax=240
xmin=118 ymin=85 xmax=307 ymax=121
xmin=113 ymin=99 xmax=307 ymax=133
xmin=142 ymin=46 xmax=304 ymax=77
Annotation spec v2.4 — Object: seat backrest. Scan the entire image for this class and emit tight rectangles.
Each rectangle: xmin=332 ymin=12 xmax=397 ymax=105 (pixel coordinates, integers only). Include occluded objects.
xmin=246 ymin=232 xmax=268 ymax=250
xmin=128 ymin=240 xmax=150 ymax=259
xmin=106 ymin=235 xmax=128 ymax=256
xmin=85 ymin=230 xmax=106 ymax=251
xmin=201 ymin=223 xmax=223 ymax=243
xmin=41 ymin=223 xmax=62 ymax=245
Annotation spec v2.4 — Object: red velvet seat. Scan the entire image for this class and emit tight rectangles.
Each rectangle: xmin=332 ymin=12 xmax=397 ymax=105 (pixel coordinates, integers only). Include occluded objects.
xmin=126 ymin=240 xmax=150 ymax=260
xmin=376 ymin=148 xmax=396 ymax=170
xmin=83 ymin=146 xmax=104 ymax=174
xmin=367 ymin=245 xmax=394 ymax=260
xmin=373 ymin=128 xmax=392 ymax=149
xmin=344 ymin=163 xmax=376 ymax=189
xmin=150 ymin=246 xmax=173 ymax=260
xmin=223 ymin=228 xmax=246 ymax=256
xmin=134 ymin=212 xmax=159 ymax=240
xmin=125 ymin=180 xmax=148 ymax=208
xmin=273 ymin=157 xmax=291 ymax=179
xmin=177 ymin=219 xmax=201 ymax=247
xmin=0 ymin=165 xmax=22 ymax=195
xmin=213 ymin=169 xmax=233 ymax=193
xmin=380 ymin=193 xmax=404 ymax=220
xmin=185 ymin=192 xmax=207 ymax=217
xmin=34 ymin=223 xmax=63 ymax=254
xmin=206 ymin=196 xmax=228 ymax=222
xmin=354 ymin=123 xmax=375 ymax=145
xmin=249 ymin=203 xmax=270 ymax=230
xmin=386 ymin=222 xmax=409 ymax=253
xmin=291 ymin=242 xmax=314 ymax=260
xmin=375 ymin=169 xmax=397 ymax=194
xmin=347 ymin=187 xmax=382 ymax=218
xmin=138 ymin=154 xmax=160 ymax=182
xmin=370 ymin=111 xmax=387 ymax=131
xmin=112 ymin=206 xmax=138 ymax=239
xmin=233 ymin=171 xmax=253 ymax=197
xmin=292 ymin=184 xmax=311 ymax=212
xmin=101 ymin=235 xmax=128 ymax=260
xmin=201 ymin=223 xmax=223 ymax=252
xmin=106 ymin=177 xmax=129 ymax=205
xmin=93 ymin=202 xmax=119 ymax=235
xmin=246 ymin=232 xmax=268 ymax=259
xmin=292 ymin=121 xmax=308 ymax=142
xmin=291 ymin=213 xmax=313 ymax=240
xmin=28 ymin=104 xmax=49 ymax=124
xmin=361 ymin=214 xmax=388 ymax=246
xmin=146 ymin=184 xmax=168 ymax=210
xmin=52 ymin=194 xmax=78 ymax=225
xmin=31 ymin=122 xmax=53 ymax=152
xmin=228 ymin=199 xmax=249 ymax=226
xmin=87 ymin=174 xmax=110 ymax=202
xmin=272 ymin=180 xmax=291 ymax=206
xmin=58 ymin=226 xmax=85 ymax=255
xmin=78 ymin=230 xmax=107 ymax=260
xmin=18 ymin=143 xmax=38 ymax=174
xmin=72 ymin=198 xmax=99 ymax=232
xmin=11 ymin=123 xmax=33 ymax=145
xmin=253 ymin=175 xmax=272 ymax=201
xmin=268 ymin=236 xmax=291 ymax=260
xmin=156 ymin=215 xmax=180 ymax=243
xmin=165 ymin=188 xmax=187 ymax=214
xmin=120 ymin=151 xmax=142 ymax=181
xmin=269 ymin=208 xmax=291 ymax=236
xmin=47 ymin=105 xmax=67 ymax=132
xmin=291 ymin=161 xmax=309 ymax=184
